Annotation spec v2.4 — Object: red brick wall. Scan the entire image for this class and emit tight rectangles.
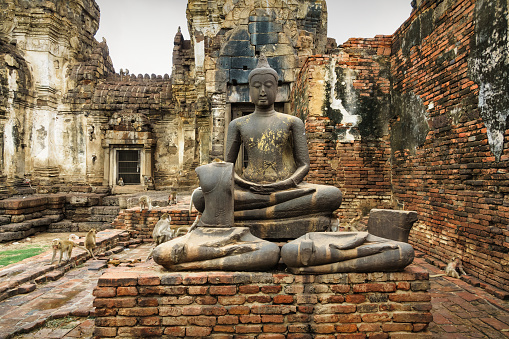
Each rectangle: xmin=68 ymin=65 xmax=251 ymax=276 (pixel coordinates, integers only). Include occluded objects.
xmin=291 ymin=40 xmax=394 ymax=221
xmin=390 ymin=0 xmax=509 ymax=292
xmin=112 ymin=208 xmax=198 ymax=240
xmin=93 ymin=266 xmax=432 ymax=337
xmin=291 ymin=0 xmax=509 ymax=294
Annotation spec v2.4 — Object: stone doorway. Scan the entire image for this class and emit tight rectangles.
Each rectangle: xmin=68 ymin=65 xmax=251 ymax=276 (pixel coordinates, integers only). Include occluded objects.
xmin=116 ymin=149 xmax=141 ymax=184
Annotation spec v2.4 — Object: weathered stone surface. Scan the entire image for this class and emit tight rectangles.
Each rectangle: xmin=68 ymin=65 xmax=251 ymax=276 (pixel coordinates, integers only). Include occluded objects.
xmin=281 ymin=232 xmax=415 ymax=274
xmin=367 ymin=209 xmax=418 ymax=243
xmin=154 ymin=162 xmax=280 ymax=271
xmin=235 ymin=215 xmax=331 ymax=239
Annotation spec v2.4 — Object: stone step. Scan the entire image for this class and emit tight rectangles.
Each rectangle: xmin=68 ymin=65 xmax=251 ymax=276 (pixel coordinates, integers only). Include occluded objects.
xmin=74 ymin=222 xmax=112 ymax=232
xmin=0 ymin=216 xmax=10 ymax=226
xmin=90 ymin=206 xmax=121 ymax=215
xmin=102 ymin=196 xmax=120 ymax=206
xmin=47 ymin=220 xmax=74 ymax=232
xmin=0 ymin=216 xmax=61 ymax=242
xmin=47 ymin=220 xmax=113 ymax=233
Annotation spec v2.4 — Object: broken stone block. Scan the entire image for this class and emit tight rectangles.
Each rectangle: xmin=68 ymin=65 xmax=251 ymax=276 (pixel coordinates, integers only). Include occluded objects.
xmin=367 ymin=209 xmax=418 ymax=243
xmin=251 ymin=33 xmax=278 ymax=45
xmin=231 ymin=57 xmax=257 ymax=70
xmin=229 ymin=28 xmax=250 ymax=41
xmin=221 ymin=40 xmax=255 ymax=57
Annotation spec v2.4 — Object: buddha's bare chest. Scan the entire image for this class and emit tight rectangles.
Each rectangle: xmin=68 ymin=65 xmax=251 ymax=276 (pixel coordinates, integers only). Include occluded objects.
xmin=240 ymin=122 xmax=292 ymax=152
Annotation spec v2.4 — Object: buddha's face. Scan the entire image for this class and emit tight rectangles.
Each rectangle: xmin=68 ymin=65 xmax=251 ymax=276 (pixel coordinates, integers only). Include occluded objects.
xmin=249 ymin=73 xmax=277 ymax=108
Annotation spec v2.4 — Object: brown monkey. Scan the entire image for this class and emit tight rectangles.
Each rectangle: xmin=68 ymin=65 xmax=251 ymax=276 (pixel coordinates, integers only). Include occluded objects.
xmin=138 ymin=195 xmax=152 ymax=210
xmin=48 ymin=239 xmax=76 ymax=264
xmin=146 ymin=213 xmax=173 ymax=261
xmin=168 ymin=193 xmax=176 ymax=205
xmin=445 ymin=258 xmax=466 ymax=278
xmin=84 ymin=228 xmax=97 ymax=259
xmin=173 ymin=226 xmax=190 ymax=237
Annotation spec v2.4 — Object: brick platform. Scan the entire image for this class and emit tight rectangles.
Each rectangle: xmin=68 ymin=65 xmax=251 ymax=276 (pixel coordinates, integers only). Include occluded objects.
xmin=93 ymin=265 xmax=432 ymax=338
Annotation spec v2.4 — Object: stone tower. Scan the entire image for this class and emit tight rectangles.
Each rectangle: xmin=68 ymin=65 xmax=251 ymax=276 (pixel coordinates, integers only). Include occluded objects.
xmin=182 ymin=0 xmax=329 ymax=163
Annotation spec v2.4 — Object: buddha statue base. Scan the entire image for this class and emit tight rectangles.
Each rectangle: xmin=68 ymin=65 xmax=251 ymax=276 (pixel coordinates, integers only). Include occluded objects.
xmin=234 ymin=213 xmax=332 ymax=240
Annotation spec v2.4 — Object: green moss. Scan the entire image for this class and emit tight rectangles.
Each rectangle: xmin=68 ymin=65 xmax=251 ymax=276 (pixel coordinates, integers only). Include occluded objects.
xmin=0 ymin=245 xmax=49 ymax=267
xmin=45 ymin=316 xmax=80 ymax=329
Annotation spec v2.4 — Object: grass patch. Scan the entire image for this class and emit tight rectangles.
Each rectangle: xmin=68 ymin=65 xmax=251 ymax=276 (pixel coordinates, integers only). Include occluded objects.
xmin=45 ymin=316 xmax=79 ymax=329
xmin=0 ymin=246 xmax=49 ymax=267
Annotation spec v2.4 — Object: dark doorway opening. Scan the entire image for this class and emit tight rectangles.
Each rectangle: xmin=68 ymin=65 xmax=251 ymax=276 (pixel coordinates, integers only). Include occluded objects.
xmin=117 ymin=150 xmax=140 ymax=184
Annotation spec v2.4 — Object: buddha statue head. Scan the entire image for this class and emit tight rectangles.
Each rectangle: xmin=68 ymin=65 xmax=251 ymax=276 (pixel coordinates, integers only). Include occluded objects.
xmin=248 ymin=54 xmax=279 ymax=109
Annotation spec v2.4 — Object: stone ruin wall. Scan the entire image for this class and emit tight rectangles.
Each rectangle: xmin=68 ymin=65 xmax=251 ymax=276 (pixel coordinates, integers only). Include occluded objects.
xmin=0 ymin=0 xmax=330 ymax=196
xmin=0 ymin=0 xmax=204 ymax=196
xmin=389 ymin=0 xmax=509 ymax=293
xmin=291 ymin=37 xmax=394 ymax=222
xmin=292 ymin=0 xmax=509 ymax=293
xmin=0 ymin=0 xmax=106 ymax=194
xmin=185 ymin=0 xmax=329 ymax=162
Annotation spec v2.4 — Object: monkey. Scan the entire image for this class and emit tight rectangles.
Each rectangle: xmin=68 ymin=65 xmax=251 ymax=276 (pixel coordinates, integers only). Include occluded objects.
xmin=173 ymin=226 xmax=190 ymax=237
xmin=344 ymin=224 xmax=360 ymax=232
xmin=168 ymin=191 xmax=177 ymax=205
xmin=326 ymin=218 xmax=339 ymax=232
xmin=445 ymin=258 xmax=466 ymax=278
xmin=48 ymin=239 xmax=76 ymax=264
xmin=153 ymin=213 xmax=173 ymax=244
xmin=185 ymin=187 xmax=202 ymax=234
xmin=187 ymin=214 xmax=200 ymax=234
xmin=84 ymin=228 xmax=97 ymax=259
xmin=118 ymin=177 xmax=124 ymax=186
xmin=146 ymin=213 xmax=173 ymax=261
xmin=138 ymin=195 xmax=152 ymax=210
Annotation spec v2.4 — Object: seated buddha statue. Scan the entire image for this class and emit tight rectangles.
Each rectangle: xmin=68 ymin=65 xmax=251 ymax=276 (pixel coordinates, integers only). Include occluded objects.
xmin=193 ymin=55 xmax=342 ymax=239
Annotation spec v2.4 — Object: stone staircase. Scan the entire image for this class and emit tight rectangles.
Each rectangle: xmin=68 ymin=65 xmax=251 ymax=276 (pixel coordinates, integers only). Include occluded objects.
xmin=0 ymin=190 xmax=179 ymax=242
xmin=48 ymin=194 xmax=121 ymax=233
xmin=0 ymin=195 xmax=65 ymax=242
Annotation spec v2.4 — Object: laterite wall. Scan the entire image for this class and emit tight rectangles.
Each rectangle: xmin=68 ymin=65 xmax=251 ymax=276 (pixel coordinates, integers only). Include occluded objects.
xmin=291 ymin=38 xmax=395 ymax=221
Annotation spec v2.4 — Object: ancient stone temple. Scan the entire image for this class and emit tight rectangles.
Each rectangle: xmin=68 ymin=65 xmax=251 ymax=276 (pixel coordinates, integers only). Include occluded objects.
xmin=0 ymin=0 xmax=330 ymax=196
xmin=1 ymin=0 xmax=509 ymax=300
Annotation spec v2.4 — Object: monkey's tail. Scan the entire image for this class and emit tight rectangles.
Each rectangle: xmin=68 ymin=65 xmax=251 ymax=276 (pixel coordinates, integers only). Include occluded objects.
xmin=74 ymin=244 xmax=88 ymax=251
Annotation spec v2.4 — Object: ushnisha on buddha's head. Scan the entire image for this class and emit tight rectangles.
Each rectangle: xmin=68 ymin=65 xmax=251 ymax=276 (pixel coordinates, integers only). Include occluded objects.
xmin=249 ymin=54 xmax=279 ymax=109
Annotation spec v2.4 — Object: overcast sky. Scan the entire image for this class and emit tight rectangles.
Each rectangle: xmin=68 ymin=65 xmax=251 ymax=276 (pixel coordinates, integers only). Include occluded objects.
xmin=94 ymin=0 xmax=412 ymax=76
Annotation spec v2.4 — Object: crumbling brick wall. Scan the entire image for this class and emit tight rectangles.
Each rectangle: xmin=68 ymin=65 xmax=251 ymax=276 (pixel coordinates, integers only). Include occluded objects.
xmin=292 ymin=37 xmax=394 ymax=221
xmin=390 ymin=0 xmax=509 ymax=292
xmin=93 ymin=267 xmax=432 ymax=337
